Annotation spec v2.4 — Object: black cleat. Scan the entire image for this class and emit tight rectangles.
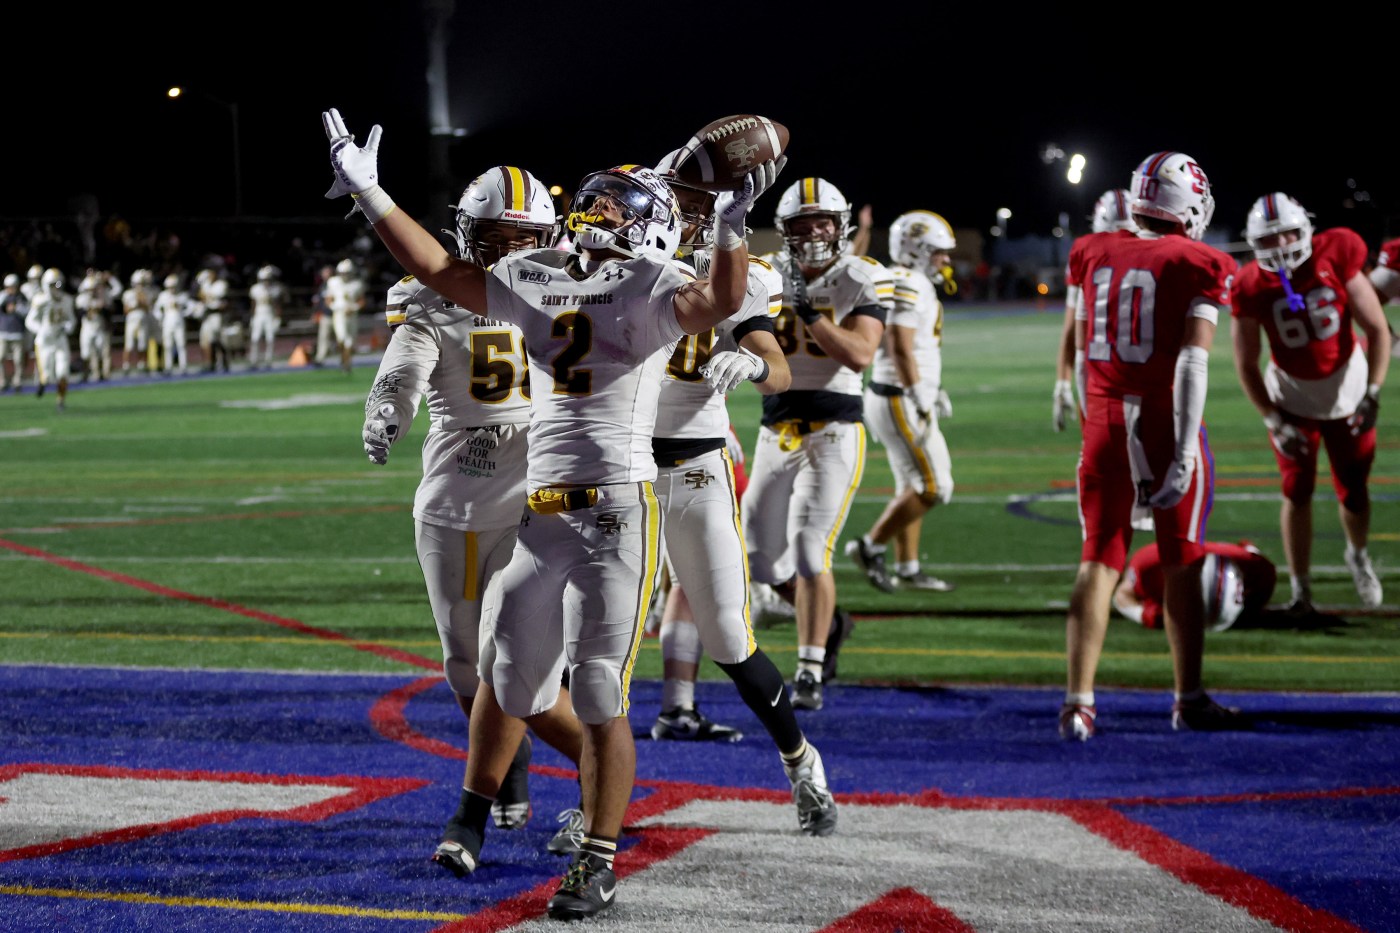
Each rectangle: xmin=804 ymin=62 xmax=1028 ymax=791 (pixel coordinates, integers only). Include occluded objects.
xmin=791 ymin=670 xmax=823 ymax=711
xmin=650 ymin=705 xmax=743 ymax=742
xmin=547 ymin=851 xmax=617 ymax=921
xmin=844 ymin=537 xmax=894 ymax=593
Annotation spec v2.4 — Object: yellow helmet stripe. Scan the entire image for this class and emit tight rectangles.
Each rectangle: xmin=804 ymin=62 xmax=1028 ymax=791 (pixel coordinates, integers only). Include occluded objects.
xmin=502 ymin=166 xmax=527 ymax=213
xmin=802 ymin=177 xmax=818 ymax=206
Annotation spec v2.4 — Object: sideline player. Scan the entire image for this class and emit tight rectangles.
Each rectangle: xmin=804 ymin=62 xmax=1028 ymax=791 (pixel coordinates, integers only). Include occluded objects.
xmin=1231 ymin=192 xmax=1389 ymax=612
xmin=361 ymin=165 xmax=586 ymax=875
xmin=248 ymin=265 xmax=288 ymax=369
xmin=25 ymin=268 xmax=77 ymax=410
xmin=744 ymin=176 xmax=892 ymax=711
xmin=1060 ymin=151 xmax=1239 ymax=740
xmin=155 ymin=274 xmax=193 ymax=375
xmin=323 ymin=106 xmax=783 ymax=920
xmin=846 ymin=209 xmax=958 ymax=594
xmin=0 ymin=274 xmax=28 ymax=391
xmin=641 ymin=148 xmax=837 ymax=836
xmin=327 ymin=258 xmax=366 ymax=374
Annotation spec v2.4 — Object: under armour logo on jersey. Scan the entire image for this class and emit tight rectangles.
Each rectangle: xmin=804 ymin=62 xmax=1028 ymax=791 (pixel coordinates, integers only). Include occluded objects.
xmin=597 ymin=513 xmax=627 ymax=536
xmin=683 ymin=469 xmax=714 ymax=490
xmin=603 ymin=268 xmax=627 ymax=282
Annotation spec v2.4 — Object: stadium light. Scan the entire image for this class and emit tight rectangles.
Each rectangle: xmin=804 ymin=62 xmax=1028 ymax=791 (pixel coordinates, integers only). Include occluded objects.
xmin=1066 ymin=153 xmax=1086 ymax=185
xmin=167 ymin=86 xmax=242 ymax=218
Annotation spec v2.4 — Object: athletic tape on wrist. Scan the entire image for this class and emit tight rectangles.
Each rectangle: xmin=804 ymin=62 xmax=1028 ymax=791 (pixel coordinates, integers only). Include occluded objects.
xmin=351 ymin=185 xmax=396 ymax=224
xmin=713 ymin=223 xmax=744 ymax=251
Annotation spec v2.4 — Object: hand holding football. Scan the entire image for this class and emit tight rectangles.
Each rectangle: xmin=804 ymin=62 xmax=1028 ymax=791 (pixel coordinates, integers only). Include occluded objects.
xmin=672 ymin=115 xmax=789 ymax=192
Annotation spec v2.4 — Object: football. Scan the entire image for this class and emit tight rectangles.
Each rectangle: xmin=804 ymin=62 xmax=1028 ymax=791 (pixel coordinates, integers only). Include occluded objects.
xmin=671 ymin=115 xmax=789 ymax=192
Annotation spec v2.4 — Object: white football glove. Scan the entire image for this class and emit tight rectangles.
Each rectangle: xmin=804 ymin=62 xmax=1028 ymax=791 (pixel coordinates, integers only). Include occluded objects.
xmin=362 ymin=403 xmax=401 ymax=465
xmin=908 ymin=383 xmax=935 ymax=421
xmin=1147 ymin=457 xmax=1193 ymax=509
xmin=322 ymin=107 xmax=382 ymax=198
xmin=1052 ymin=379 xmax=1076 ymax=432
xmin=1264 ymin=411 xmax=1310 ymax=460
xmin=700 ymin=346 xmax=768 ymax=393
xmin=715 ymin=155 xmax=787 ymax=236
xmin=935 ymin=388 xmax=953 ymax=420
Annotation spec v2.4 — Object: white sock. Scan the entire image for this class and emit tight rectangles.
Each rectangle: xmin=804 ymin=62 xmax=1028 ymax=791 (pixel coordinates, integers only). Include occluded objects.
xmin=896 ymin=560 xmax=919 ymax=578
xmin=1290 ymin=574 xmax=1311 ymax=600
xmin=1065 ymin=691 xmax=1094 ymax=707
xmin=660 ymin=677 xmax=695 ymax=712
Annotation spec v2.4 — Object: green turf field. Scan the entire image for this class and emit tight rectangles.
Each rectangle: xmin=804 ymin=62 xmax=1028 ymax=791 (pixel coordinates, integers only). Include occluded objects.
xmin=3 ymin=304 xmax=1396 ymax=694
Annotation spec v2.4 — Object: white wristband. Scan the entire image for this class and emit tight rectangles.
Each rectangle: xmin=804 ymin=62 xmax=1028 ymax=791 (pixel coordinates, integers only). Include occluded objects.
xmin=352 ymin=185 xmax=396 ymax=224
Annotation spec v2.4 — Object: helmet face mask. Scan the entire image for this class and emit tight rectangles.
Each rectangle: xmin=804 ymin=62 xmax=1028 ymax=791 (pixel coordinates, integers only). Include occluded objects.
xmin=1128 ymin=152 xmax=1214 ymax=241
xmin=566 ymin=166 xmax=681 ymax=260
xmin=1201 ymin=553 xmax=1246 ymax=633
xmin=452 ymin=165 xmax=560 ymax=267
xmin=775 ymin=177 xmax=852 ymax=267
xmin=1091 ymin=189 xmax=1138 ymax=234
xmin=1245 ymin=192 xmax=1314 ymax=273
xmin=654 ymin=149 xmax=718 ymax=250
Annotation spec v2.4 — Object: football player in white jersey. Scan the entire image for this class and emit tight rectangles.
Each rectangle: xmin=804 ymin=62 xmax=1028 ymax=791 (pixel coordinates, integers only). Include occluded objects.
xmin=362 ymin=165 xmax=586 ymax=877
xmin=155 ymin=274 xmax=193 ymax=375
xmin=195 ymin=267 xmax=232 ymax=372
xmin=744 ymin=177 xmax=893 ymax=712
xmin=25 ymin=268 xmax=76 ymax=409
xmin=327 ymin=258 xmax=367 ymax=374
xmin=323 ymin=107 xmax=783 ymax=920
xmin=75 ymin=271 xmax=112 ymax=383
xmin=248 ymin=265 xmax=288 ymax=369
xmin=120 ymin=269 xmax=157 ymax=374
xmin=641 ymin=151 xmax=838 ymax=836
xmin=846 ymin=211 xmax=958 ymax=594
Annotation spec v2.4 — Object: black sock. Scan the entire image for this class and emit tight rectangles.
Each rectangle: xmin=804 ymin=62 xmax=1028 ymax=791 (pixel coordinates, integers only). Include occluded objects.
xmin=716 ymin=650 xmax=803 ymax=751
xmin=442 ymin=788 xmax=492 ymax=852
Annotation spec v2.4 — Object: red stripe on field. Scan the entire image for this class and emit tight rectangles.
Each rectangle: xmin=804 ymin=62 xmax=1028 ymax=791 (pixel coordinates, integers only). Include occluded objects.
xmin=0 ymin=536 xmax=438 ymax=671
xmin=818 ymin=887 xmax=975 ymax=933
xmin=0 ymin=762 xmax=426 ymax=863
xmin=1053 ymin=799 xmax=1369 ymax=933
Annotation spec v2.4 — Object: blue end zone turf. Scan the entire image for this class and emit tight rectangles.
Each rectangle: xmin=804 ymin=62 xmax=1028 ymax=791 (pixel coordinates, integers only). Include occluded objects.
xmin=1 ymin=665 xmax=1397 ymax=932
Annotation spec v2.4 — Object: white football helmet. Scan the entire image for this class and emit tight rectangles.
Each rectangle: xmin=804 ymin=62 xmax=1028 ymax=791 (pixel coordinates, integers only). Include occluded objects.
xmin=164 ymin=274 xmax=182 ymax=290
xmin=654 ymin=148 xmax=718 ymax=250
xmin=40 ymin=268 xmax=64 ymax=291
xmin=775 ymin=177 xmax=852 ymax=266
xmin=1128 ymin=151 xmax=1214 ymax=241
xmin=257 ymin=264 xmax=281 ymax=281
xmin=131 ymin=269 xmax=153 ymax=286
xmin=4 ymin=274 xmax=19 ymax=288
xmin=335 ymin=258 xmax=356 ymax=276
xmin=451 ymin=165 xmax=560 ymax=266
xmin=889 ymin=210 xmax=956 ymax=269
xmin=566 ymin=164 xmax=681 ymax=260
xmin=1201 ymin=552 xmax=1246 ymax=633
xmin=27 ymin=264 xmax=43 ymax=281
xmin=1091 ymin=189 xmax=1138 ymax=234
xmin=1244 ymin=192 xmax=1314 ymax=273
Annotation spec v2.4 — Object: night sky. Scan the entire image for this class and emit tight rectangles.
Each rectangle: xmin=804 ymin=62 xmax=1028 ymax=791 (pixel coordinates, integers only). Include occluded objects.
xmin=16 ymin=4 xmax=1394 ymax=247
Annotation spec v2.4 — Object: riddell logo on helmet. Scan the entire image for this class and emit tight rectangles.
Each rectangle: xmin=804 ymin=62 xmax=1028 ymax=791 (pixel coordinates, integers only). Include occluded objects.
xmin=502 ymin=210 xmax=531 ymax=220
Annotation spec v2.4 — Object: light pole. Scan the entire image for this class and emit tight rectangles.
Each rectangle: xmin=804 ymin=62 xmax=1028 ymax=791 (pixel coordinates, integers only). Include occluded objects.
xmin=167 ymin=86 xmax=242 ymax=218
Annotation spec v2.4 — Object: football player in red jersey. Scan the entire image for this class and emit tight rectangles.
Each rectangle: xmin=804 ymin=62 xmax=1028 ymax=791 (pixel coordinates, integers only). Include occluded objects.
xmin=1113 ymin=540 xmax=1277 ymax=632
xmin=1059 ymin=151 xmax=1241 ymax=741
xmin=1366 ymin=236 xmax=1400 ymax=360
xmin=1231 ymin=194 xmax=1390 ymax=615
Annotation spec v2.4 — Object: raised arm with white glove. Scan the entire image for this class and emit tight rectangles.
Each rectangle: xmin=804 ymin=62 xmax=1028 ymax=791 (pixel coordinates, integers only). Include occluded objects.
xmin=323 ymin=108 xmax=395 ymax=223
xmin=712 ymin=156 xmax=787 ymax=251
xmin=1147 ymin=344 xmax=1208 ymax=509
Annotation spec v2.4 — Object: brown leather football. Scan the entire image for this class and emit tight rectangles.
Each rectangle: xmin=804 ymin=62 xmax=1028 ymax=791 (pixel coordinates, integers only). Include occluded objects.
xmin=671 ymin=115 xmax=789 ymax=192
